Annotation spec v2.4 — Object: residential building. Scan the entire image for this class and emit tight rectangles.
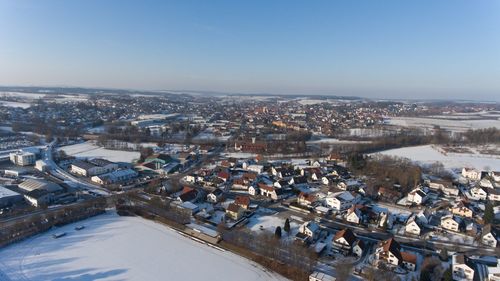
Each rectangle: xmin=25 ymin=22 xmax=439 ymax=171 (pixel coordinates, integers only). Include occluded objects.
xmin=325 ymin=191 xmax=355 ymax=212
xmin=462 ymin=168 xmax=482 ymax=181
xmin=226 ymin=203 xmax=244 ymax=220
xmin=452 ymin=254 xmax=475 ymax=281
xmin=441 ymin=215 xmax=464 ymax=232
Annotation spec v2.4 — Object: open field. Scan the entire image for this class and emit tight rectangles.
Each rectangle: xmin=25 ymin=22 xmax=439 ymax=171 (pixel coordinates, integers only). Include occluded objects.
xmin=375 ymin=145 xmax=500 ymax=171
xmin=58 ymin=141 xmax=140 ymax=163
xmin=0 ymin=212 xmax=286 ymax=281
xmin=386 ymin=116 xmax=500 ymax=133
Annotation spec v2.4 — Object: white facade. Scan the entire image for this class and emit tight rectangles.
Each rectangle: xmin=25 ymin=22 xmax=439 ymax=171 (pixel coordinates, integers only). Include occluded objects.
xmin=462 ymin=168 xmax=481 ymax=181
xmin=9 ymin=151 xmax=36 ymax=166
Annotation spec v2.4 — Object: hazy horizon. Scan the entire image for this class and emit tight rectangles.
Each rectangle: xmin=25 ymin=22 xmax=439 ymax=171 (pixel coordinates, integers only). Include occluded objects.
xmin=1 ymin=0 xmax=499 ymax=101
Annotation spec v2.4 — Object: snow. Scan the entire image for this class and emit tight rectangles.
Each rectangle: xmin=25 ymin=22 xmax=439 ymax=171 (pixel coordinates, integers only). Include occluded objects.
xmin=247 ymin=213 xmax=299 ymax=236
xmin=0 ymin=101 xmax=32 ymax=108
xmin=375 ymin=145 xmax=500 ymax=171
xmin=0 ymin=212 xmax=286 ymax=281
xmin=59 ymin=141 xmax=140 ymax=163
xmin=306 ymin=137 xmax=371 ymax=144
xmin=387 ymin=116 xmax=500 ymax=132
xmin=223 ymin=152 xmax=258 ymax=158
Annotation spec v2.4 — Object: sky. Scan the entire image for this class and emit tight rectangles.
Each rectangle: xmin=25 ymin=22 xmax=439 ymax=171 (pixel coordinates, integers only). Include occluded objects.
xmin=0 ymin=0 xmax=499 ymax=100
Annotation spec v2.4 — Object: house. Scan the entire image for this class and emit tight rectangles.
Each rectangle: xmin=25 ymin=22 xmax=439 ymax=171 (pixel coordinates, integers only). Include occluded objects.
xmin=321 ymin=175 xmax=338 ymax=186
xmin=207 ymin=189 xmax=224 ymax=203
xmin=489 ymin=188 xmax=500 ymax=202
xmin=177 ymin=186 xmax=199 ymax=203
xmin=234 ymin=195 xmax=250 ymax=209
xmin=480 ymin=178 xmax=494 ymax=189
xmin=462 ymin=168 xmax=482 ymax=181
xmin=401 ymin=252 xmax=417 ymax=271
xmin=183 ymin=175 xmax=196 ymax=184
xmin=225 ymin=203 xmax=244 ymax=220
xmin=232 ymin=178 xmax=250 ymax=190
xmin=375 ymin=237 xmax=416 ymax=271
xmin=297 ymin=192 xmax=316 ymax=207
xmin=377 ymin=187 xmax=402 ymax=202
xmin=407 ymin=188 xmax=427 ymax=205
xmin=375 ymin=238 xmax=402 ymax=267
xmin=259 ymin=184 xmax=287 ymax=200
xmin=289 ymin=176 xmax=308 ymax=188
xmin=405 ymin=215 xmax=423 ymax=236
xmin=345 ymin=205 xmax=362 ymax=224
xmin=246 ymin=164 xmax=264 ymax=174
xmin=217 ymin=171 xmax=230 ymax=182
xmin=450 ymin=202 xmax=473 ymax=218
xmin=332 ymin=228 xmax=364 ymax=256
xmin=441 ymin=215 xmax=464 ymax=232
xmin=481 ymin=224 xmax=498 ymax=248
xmin=298 ymin=221 xmax=319 ymax=241
xmin=452 ymin=254 xmax=475 ymax=281
xmin=248 ymin=185 xmax=259 ymax=196
xmin=470 ymin=185 xmax=488 ymax=200
xmin=490 ymin=171 xmax=500 ymax=183
xmin=429 ymin=180 xmax=459 ymax=196
xmin=325 ymin=191 xmax=355 ymax=212
xmin=273 ymin=179 xmax=289 ymax=189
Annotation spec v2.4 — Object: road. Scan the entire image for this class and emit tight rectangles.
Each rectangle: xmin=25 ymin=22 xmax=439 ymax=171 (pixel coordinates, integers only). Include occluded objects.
xmin=44 ymin=141 xmax=110 ymax=195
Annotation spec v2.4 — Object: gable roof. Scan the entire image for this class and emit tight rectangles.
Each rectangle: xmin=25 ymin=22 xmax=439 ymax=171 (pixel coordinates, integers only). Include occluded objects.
xmin=334 ymin=228 xmax=357 ymax=246
xmin=234 ymin=196 xmax=250 ymax=207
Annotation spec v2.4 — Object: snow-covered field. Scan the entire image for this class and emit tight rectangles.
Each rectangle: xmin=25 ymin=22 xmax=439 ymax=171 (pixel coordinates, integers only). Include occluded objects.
xmin=375 ymin=145 xmax=500 ymax=171
xmin=248 ymin=213 xmax=300 ymax=236
xmin=387 ymin=116 xmax=500 ymax=132
xmin=0 ymin=101 xmax=32 ymax=108
xmin=59 ymin=141 xmax=140 ymax=163
xmin=0 ymin=212 xmax=286 ymax=281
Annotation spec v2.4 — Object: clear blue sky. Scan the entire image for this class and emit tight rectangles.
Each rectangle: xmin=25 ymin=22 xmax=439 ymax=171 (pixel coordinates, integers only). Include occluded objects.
xmin=1 ymin=0 xmax=499 ymax=100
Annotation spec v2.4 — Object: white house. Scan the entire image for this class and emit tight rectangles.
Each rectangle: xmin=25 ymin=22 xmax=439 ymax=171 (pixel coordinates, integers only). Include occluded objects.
xmin=470 ymin=185 xmax=488 ymax=200
xmin=248 ymin=185 xmax=259 ymax=196
xmin=345 ymin=207 xmax=362 ymax=224
xmin=481 ymin=224 xmax=498 ymax=248
xmin=325 ymin=191 xmax=355 ymax=212
xmin=441 ymin=215 xmax=463 ymax=232
xmin=405 ymin=216 xmax=422 ymax=236
xmin=452 ymin=254 xmax=475 ymax=281
xmin=489 ymin=189 xmax=500 ymax=202
xmin=298 ymin=221 xmax=319 ymax=240
xmin=375 ymin=238 xmax=402 ymax=267
xmin=246 ymin=164 xmax=264 ymax=174
xmin=332 ymin=228 xmax=364 ymax=257
xmin=207 ymin=189 xmax=224 ymax=203
xmin=462 ymin=168 xmax=482 ymax=181
xmin=407 ymin=188 xmax=427 ymax=205
xmin=480 ymin=178 xmax=494 ymax=189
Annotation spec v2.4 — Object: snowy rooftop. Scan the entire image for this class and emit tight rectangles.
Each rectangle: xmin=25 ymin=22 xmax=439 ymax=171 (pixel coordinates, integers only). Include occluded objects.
xmin=0 ymin=185 xmax=21 ymax=199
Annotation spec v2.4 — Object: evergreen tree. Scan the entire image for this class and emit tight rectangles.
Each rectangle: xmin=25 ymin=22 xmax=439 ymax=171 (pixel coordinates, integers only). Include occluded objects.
xmin=284 ymin=218 xmax=291 ymax=233
xmin=275 ymin=226 xmax=282 ymax=238
xmin=485 ymin=202 xmax=494 ymax=224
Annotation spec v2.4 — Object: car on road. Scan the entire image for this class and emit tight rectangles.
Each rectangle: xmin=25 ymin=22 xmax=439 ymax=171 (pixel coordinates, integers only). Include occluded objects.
xmin=52 ymin=232 xmax=66 ymax=239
